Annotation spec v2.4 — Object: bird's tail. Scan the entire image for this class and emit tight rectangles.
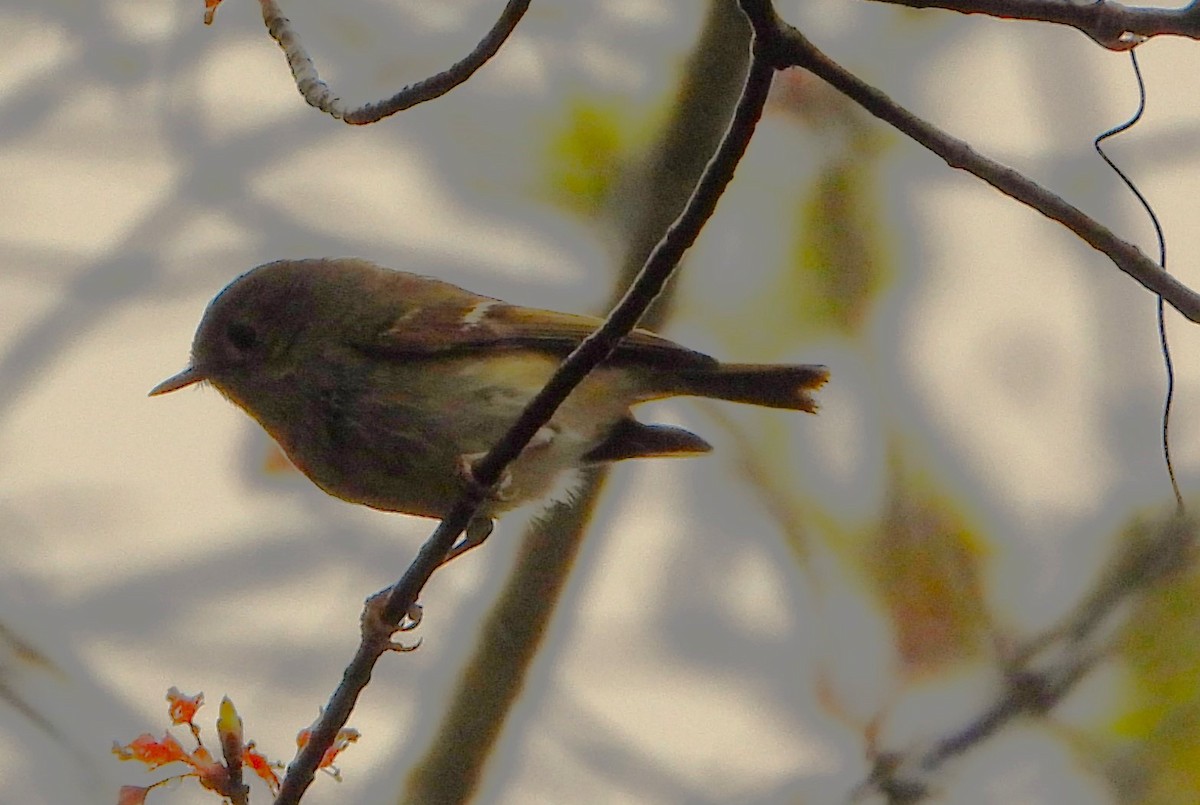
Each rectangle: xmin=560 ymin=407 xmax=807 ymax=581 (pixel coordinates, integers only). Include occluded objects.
xmin=668 ymin=363 xmax=829 ymax=412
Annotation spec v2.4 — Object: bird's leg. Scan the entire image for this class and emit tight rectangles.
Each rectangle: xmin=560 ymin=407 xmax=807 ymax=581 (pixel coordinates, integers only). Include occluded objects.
xmin=455 ymin=425 xmax=557 ymax=504
xmin=456 ymin=454 xmax=514 ymax=502
xmin=444 ymin=426 xmax=556 ymax=565
xmin=443 ymin=452 xmax=504 ymax=565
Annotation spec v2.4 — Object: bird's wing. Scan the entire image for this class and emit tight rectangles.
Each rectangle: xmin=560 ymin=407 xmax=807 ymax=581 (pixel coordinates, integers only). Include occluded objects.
xmin=357 ymin=292 xmax=717 ymax=369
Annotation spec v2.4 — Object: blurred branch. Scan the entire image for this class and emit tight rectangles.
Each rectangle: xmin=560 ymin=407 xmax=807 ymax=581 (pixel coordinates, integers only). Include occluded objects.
xmin=762 ymin=15 xmax=1200 ymax=323
xmin=866 ymin=0 xmax=1200 ymax=48
xmin=274 ymin=3 xmax=778 ymax=802
xmin=255 ymin=0 xmax=530 ymax=124
xmin=400 ymin=3 xmax=754 ymax=802
xmin=400 ymin=473 xmax=607 ymax=805
xmin=856 ymin=513 xmax=1196 ymax=803
xmin=0 ymin=624 xmax=71 ymax=752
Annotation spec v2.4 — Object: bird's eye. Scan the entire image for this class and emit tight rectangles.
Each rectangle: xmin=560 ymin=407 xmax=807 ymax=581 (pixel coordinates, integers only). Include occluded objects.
xmin=227 ymin=322 xmax=258 ymax=352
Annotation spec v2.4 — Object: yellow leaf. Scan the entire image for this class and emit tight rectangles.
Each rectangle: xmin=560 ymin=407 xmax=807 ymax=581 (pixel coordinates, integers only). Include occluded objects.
xmin=863 ymin=472 xmax=991 ymax=674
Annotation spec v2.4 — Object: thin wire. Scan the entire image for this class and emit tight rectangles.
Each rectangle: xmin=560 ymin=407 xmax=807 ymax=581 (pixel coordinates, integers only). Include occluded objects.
xmin=1093 ymin=49 xmax=1183 ymax=514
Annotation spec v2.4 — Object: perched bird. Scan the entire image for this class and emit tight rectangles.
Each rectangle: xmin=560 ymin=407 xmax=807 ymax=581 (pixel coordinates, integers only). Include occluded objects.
xmin=151 ymin=258 xmax=828 ymax=553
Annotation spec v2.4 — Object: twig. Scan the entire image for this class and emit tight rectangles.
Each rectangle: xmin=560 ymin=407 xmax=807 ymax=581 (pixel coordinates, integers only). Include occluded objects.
xmin=272 ymin=5 xmax=778 ymax=802
xmin=256 ymin=0 xmax=531 ymax=124
xmin=865 ymin=0 xmax=1200 ymax=48
xmin=219 ymin=698 xmax=250 ymax=805
xmin=761 ymin=19 xmax=1200 ymax=323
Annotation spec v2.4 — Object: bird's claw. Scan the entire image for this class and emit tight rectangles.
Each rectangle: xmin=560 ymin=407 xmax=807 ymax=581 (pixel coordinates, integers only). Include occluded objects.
xmin=361 ymin=589 xmax=423 ymax=651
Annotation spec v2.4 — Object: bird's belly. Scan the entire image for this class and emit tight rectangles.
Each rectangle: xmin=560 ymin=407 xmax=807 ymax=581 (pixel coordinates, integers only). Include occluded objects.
xmin=281 ymin=353 xmax=634 ymax=519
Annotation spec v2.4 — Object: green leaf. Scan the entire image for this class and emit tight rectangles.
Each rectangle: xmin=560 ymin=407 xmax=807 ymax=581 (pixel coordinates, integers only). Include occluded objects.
xmin=542 ymin=99 xmax=631 ymax=217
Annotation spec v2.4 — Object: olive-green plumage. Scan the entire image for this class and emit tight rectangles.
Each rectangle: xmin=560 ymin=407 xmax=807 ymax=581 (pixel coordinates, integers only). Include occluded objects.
xmin=152 ymin=258 xmax=828 ymax=525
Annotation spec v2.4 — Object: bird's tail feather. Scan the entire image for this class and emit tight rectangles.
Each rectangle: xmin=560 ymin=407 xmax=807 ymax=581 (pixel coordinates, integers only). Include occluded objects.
xmin=668 ymin=363 xmax=829 ymax=412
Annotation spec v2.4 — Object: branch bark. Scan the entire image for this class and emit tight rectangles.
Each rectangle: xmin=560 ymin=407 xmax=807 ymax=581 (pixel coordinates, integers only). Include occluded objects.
xmin=866 ymin=0 xmax=1200 ymax=48
xmin=257 ymin=0 xmax=531 ymax=124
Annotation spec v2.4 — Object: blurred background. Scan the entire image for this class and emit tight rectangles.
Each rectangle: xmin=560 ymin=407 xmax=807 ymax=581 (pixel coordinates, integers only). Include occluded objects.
xmin=3 ymin=1 xmax=1200 ymax=803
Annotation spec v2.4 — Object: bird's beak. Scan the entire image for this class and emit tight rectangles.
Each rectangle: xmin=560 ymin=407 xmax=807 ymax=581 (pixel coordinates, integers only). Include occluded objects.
xmin=149 ymin=365 xmax=205 ymax=396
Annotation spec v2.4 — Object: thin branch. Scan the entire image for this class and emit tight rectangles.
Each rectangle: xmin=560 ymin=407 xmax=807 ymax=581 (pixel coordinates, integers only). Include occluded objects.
xmin=865 ymin=0 xmax=1200 ymax=48
xmin=257 ymin=0 xmax=531 ymax=124
xmin=764 ymin=20 xmax=1200 ymax=323
xmin=272 ymin=8 xmax=777 ymax=803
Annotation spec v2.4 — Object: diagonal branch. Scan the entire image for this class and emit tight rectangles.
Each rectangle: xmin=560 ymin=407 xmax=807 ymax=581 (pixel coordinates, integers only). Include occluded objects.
xmin=765 ymin=19 xmax=1200 ymax=323
xmin=256 ymin=0 xmax=531 ymax=124
xmin=272 ymin=7 xmax=778 ymax=803
xmin=865 ymin=0 xmax=1200 ymax=48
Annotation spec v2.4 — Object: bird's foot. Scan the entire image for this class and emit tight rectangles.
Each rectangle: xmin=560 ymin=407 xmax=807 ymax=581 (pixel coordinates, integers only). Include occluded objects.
xmin=361 ymin=590 xmax=423 ymax=652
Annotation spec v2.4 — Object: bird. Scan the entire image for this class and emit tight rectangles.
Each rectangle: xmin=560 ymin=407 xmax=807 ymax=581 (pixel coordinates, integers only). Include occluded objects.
xmin=151 ymin=258 xmax=828 ymax=557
